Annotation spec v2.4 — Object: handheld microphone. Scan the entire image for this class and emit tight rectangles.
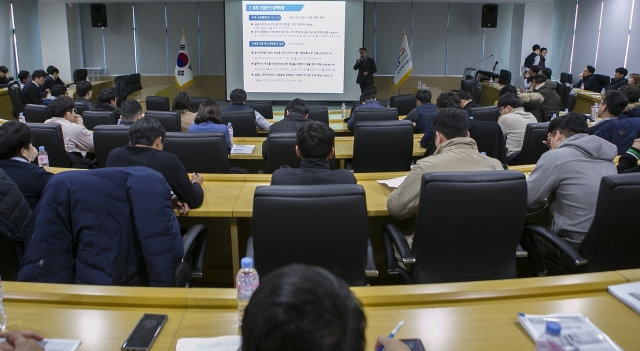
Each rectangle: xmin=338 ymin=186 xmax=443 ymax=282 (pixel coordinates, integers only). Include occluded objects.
xmin=492 ymin=61 xmax=499 ymax=72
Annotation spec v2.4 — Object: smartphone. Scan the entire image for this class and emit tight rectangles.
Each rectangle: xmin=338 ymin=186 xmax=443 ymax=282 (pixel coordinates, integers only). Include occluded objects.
xmin=121 ymin=314 xmax=168 ymax=351
xmin=401 ymin=338 xmax=426 ymax=351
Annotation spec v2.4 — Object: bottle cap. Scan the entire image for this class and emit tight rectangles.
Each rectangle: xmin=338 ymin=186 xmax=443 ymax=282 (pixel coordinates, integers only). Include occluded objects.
xmin=545 ymin=321 xmax=561 ymax=336
xmin=38 ymin=146 xmax=45 ymax=151
xmin=228 ymin=122 xmax=232 ymax=126
xmin=241 ymin=257 xmax=254 ymax=269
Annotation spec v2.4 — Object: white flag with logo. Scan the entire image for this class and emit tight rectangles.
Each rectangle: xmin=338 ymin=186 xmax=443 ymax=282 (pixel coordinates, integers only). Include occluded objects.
xmin=174 ymin=30 xmax=194 ymax=90
xmin=393 ymin=31 xmax=413 ymax=89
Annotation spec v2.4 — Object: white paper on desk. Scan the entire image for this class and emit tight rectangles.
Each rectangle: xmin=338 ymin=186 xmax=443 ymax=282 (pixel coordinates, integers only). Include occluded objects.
xmin=377 ymin=176 xmax=406 ymax=188
xmin=176 ymin=335 xmax=241 ymax=351
xmin=230 ymin=145 xmax=255 ymax=154
xmin=0 ymin=338 xmax=81 ymax=351
xmin=608 ymin=281 xmax=640 ymax=315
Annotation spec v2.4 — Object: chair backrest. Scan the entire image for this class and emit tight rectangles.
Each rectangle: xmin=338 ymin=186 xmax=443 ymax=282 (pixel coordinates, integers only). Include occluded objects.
xmin=498 ymin=69 xmax=512 ymax=85
xmin=566 ymin=93 xmax=578 ymax=112
xmin=145 ymin=110 xmax=181 ymax=132
xmin=9 ymin=85 xmax=24 ymax=118
xmin=353 ymin=120 xmax=413 ymax=172
xmin=27 ymin=123 xmax=71 ymax=167
xmin=120 ymin=75 xmax=132 ymax=95
xmin=579 ymin=173 xmax=640 ymax=272
xmin=264 ymin=132 xmax=300 ymax=173
xmin=560 ymin=72 xmax=573 ymax=84
xmin=593 ymin=74 xmax=610 ymax=88
xmin=93 ymin=125 xmax=131 ymax=168
xmin=251 ymin=184 xmax=369 ymax=286
xmin=129 ymin=73 xmax=142 ymax=92
xmin=190 ymin=97 xmax=209 ymax=111
xmin=468 ymin=120 xmax=507 ymax=164
xmin=513 ymin=123 xmax=549 ymax=165
xmin=73 ymin=69 xmax=88 ymax=84
xmin=163 ymin=132 xmax=231 ymax=173
xmin=221 ymin=110 xmax=258 ymax=137
xmin=24 ymin=104 xmax=50 ymax=124
xmin=461 ymin=79 xmax=482 ymax=103
xmin=410 ymin=171 xmax=527 ymax=283
xmin=389 ymin=94 xmax=416 ymax=116
xmin=307 ymin=105 xmax=329 ymax=125
xmin=114 ymin=80 xmax=127 ymax=108
xmin=245 ymin=100 xmax=273 ymax=120
xmin=82 ymin=110 xmax=117 ymax=130
xmin=468 ymin=106 xmax=500 ymax=122
xmin=555 ymin=83 xmax=568 ymax=108
xmin=352 ymin=107 xmax=398 ymax=131
xmin=74 ymin=102 xmax=85 ymax=117
xmin=146 ymin=96 xmax=170 ymax=112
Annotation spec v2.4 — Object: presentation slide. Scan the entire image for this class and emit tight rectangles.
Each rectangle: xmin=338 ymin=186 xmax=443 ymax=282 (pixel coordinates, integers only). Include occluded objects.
xmin=241 ymin=1 xmax=345 ymax=94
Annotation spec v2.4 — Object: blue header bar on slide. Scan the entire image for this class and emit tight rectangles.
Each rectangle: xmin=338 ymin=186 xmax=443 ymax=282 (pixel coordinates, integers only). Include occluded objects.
xmin=249 ymin=41 xmax=286 ymax=47
xmin=246 ymin=4 xmax=305 ymax=11
xmin=249 ymin=15 xmax=282 ymax=20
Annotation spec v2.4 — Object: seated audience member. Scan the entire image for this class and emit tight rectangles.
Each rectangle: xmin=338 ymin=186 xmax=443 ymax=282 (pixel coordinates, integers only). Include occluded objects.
xmin=42 ymin=66 xmax=65 ymax=92
xmin=616 ymin=139 xmax=640 ymax=173
xmin=607 ymin=67 xmax=628 ymax=90
xmin=188 ymin=100 xmax=232 ymax=152
xmin=74 ymin=81 xmax=93 ymax=111
xmin=629 ymin=73 xmax=640 ymax=88
xmin=270 ymin=98 xmax=310 ymax=132
xmin=497 ymin=93 xmax=537 ymax=163
xmin=589 ymin=89 xmax=629 ymax=134
xmin=523 ymin=65 xmax=541 ymax=90
xmin=388 ymin=108 xmax=502 ymax=221
xmin=106 ymin=117 xmax=204 ymax=211
xmin=44 ymin=96 xmax=94 ymax=154
xmin=172 ymin=92 xmax=197 ymax=132
xmin=346 ymin=85 xmax=379 ymax=122
xmin=524 ymin=74 xmax=563 ymax=119
xmin=573 ymin=65 xmax=599 ymax=92
xmin=17 ymin=70 xmax=30 ymax=90
xmin=0 ymin=122 xmax=54 ymax=211
xmin=526 ymin=113 xmax=616 ymax=269
xmin=459 ymin=90 xmax=480 ymax=112
xmin=90 ymin=88 xmax=121 ymax=119
xmin=419 ymin=91 xmax=466 ymax=149
xmin=43 ymin=85 xmax=69 ymax=106
xmin=118 ymin=100 xmax=143 ymax=126
xmin=0 ymin=65 xmax=13 ymax=85
xmin=241 ymin=264 xmax=410 ymax=351
xmin=21 ymin=69 xmax=48 ymax=106
xmin=403 ymin=88 xmax=438 ymax=133
xmin=270 ymin=122 xmax=356 ymax=185
xmin=222 ymin=88 xmax=271 ymax=131
xmin=347 ymin=90 xmax=385 ymax=131
xmin=0 ymin=330 xmax=44 ymax=351
xmin=541 ymin=67 xmax=553 ymax=81
xmin=617 ymin=86 xmax=640 ymax=119
xmin=500 ymin=84 xmax=518 ymax=96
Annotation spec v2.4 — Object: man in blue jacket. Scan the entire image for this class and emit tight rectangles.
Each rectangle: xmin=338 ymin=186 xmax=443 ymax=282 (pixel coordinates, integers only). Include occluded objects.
xmin=403 ymin=89 xmax=438 ymax=133
xmin=347 ymin=91 xmax=384 ymax=131
xmin=573 ymin=65 xmax=599 ymax=92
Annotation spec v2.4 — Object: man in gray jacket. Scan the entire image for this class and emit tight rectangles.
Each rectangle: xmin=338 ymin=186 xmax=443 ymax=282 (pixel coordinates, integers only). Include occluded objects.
xmin=527 ymin=113 xmax=617 ymax=270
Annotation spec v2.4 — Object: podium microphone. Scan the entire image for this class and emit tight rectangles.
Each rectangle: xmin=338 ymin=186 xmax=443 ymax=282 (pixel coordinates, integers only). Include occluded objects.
xmin=467 ymin=54 xmax=493 ymax=68
xmin=492 ymin=61 xmax=499 ymax=72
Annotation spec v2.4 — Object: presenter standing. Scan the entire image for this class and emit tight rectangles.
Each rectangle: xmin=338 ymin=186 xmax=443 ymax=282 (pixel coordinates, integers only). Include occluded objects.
xmin=353 ymin=47 xmax=377 ymax=93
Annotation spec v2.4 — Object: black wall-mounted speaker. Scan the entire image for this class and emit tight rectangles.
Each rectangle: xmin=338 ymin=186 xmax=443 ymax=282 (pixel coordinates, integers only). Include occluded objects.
xmin=90 ymin=3 xmax=108 ymax=28
xmin=481 ymin=4 xmax=499 ymax=28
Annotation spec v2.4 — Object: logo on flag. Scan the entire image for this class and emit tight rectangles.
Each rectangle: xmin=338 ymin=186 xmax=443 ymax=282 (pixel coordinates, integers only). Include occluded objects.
xmin=393 ymin=30 xmax=413 ymax=90
xmin=174 ymin=30 xmax=194 ymax=90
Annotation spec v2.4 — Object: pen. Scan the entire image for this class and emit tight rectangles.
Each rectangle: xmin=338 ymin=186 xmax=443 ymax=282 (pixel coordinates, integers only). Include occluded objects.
xmin=377 ymin=320 xmax=404 ymax=351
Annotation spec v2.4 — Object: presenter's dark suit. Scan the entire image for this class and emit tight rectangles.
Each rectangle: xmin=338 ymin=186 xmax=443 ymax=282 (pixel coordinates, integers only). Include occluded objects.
xmin=353 ymin=57 xmax=377 ymax=93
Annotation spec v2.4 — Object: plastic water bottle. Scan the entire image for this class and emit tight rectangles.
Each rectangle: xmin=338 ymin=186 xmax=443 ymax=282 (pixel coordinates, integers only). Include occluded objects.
xmin=601 ymin=87 xmax=605 ymax=96
xmin=18 ymin=112 xmax=25 ymax=123
xmin=564 ymin=108 xmax=569 ymax=114
xmin=580 ymin=83 xmax=585 ymax=93
xmin=341 ymin=102 xmax=346 ymax=119
xmin=0 ymin=276 xmax=6 ymax=331
xmin=37 ymin=146 xmax=49 ymax=171
xmin=236 ymin=257 xmax=259 ymax=326
xmin=227 ymin=122 xmax=234 ymax=146
xmin=489 ymin=76 xmax=494 ymax=85
xmin=551 ymin=113 xmax=557 ymax=120
xmin=535 ymin=321 xmax=564 ymax=351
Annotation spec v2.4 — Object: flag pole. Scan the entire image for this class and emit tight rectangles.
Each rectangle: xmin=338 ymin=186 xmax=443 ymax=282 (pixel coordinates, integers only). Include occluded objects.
xmin=400 ymin=28 xmax=406 ymax=94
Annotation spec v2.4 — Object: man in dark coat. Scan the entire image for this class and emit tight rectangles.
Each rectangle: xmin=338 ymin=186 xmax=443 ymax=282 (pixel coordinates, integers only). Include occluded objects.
xmin=353 ymin=47 xmax=377 ymax=93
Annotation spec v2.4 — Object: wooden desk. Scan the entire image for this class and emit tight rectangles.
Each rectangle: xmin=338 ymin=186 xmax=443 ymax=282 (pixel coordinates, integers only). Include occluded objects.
xmin=128 ymin=85 xmax=174 ymax=112
xmin=575 ymin=91 xmax=603 ymax=114
xmin=479 ymin=82 xmax=504 ymax=106
xmin=0 ymin=87 xmax=12 ymax=120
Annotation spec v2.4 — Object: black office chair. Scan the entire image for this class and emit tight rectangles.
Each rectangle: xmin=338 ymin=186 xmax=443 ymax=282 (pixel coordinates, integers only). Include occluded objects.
xmin=130 ymin=73 xmax=142 ymax=92
xmin=145 ymin=110 xmax=181 ymax=132
xmin=73 ymin=69 xmax=88 ymax=84
xmin=307 ymin=105 xmax=329 ymax=125
xmin=82 ymin=110 xmax=117 ymax=130
xmin=24 ymin=104 xmax=49 ymax=123
xmin=9 ymin=84 xmax=24 ymax=119
xmin=468 ymin=106 xmax=500 ymax=122
xmin=114 ymin=80 xmax=127 ymax=108
xmin=245 ymin=184 xmax=377 ymax=286
xmin=511 ymin=123 xmax=549 ymax=165
xmin=566 ymin=93 xmax=578 ymax=112
xmin=389 ymin=94 xmax=416 ymax=116
xmin=174 ymin=224 xmax=209 ymax=287
xmin=351 ymin=120 xmax=413 ymax=173
xmin=555 ymin=83 xmax=568 ymax=108
xmin=383 ymin=171 xmax=527 ymax=284
xmin=93 ymin=125 xmax=131 ymax=168
xmin=27 ymin=123 xmax=71 ymax=168
xmin=246 ymin=100 xmax=273 ymax=120
xmin=74 ymin=103 xmax=85 ymax=117
xmin=351 ymin=107 xmax=399 ymax=131
xmin=262 ymin=132 xmax=299 ymax=173
xmin=498 ymin=69 xmax=512 ymax=85
xmin=120 ymin=75 xmax=133 ymax=96
xmin=221 ymin=110 xmax=258 ymax=137
xmin=163 ymin=132 xmax=231 ymax=173
xmin=560 ymin=72 xmax=573 ymax=85
xmin=190 ymin=97 xmax=209 ymax=111
xmin=146 ymin=96 xmax=170 ymax=112
xmin=593 ymin=74 xmax=610 ymax=91
xmin=522 ymin=173 xmax=640 ymax=276
xmin=461 ymin=79 xmax=482 ymax=103
xmin=351 ymin=100 xmax=387 ymax=113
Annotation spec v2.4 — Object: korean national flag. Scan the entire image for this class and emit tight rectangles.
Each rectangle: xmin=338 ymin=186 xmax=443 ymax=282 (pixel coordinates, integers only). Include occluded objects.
xmin=174 ymin=30 xmax=194 ymax=90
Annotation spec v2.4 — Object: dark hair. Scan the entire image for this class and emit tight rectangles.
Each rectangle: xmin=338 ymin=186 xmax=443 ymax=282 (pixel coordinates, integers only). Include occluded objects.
xmin=194 ymin=100 xmax=222 ymax=124
xmin=50 ymin=85 xmax=67 ymax=98
xmin=602 ymin=90 xmax=629 ymax=116
xmin=415 ymin=89 xmax=432 ymax=104
xmin=586 ymin=65 xmax=596 ymax=74
xmin=0 ymin=66 xmax=8 ymax=73
xmin=76 ymin=81 xmax=92 ymax=98
xmin=129 ymin=117 xmax=166 ymax=146
xmin=47 ymin=96 xmax=75 ymax=118
xmin=531 ymin=74 xmax=547 ymax=85
xmin=498 ymin=93 xmax=523 ymax=109
xmin=97 ymin=88 xmax=118 ymax=104
xmin=359 ymin=91 xmax=375 ymax=103
xmin=436 ymin=91 xmax=461 ymax=109
xmin=615 ymin=67 xmax=628 ymax=77
xmin=359 ymin=47 xmax=367 ymax=52
xmin=363 ymin=85 xmax=377 ymax=96
xmin=286 ymin=98 xmax=309 ymax=116
xmin=230 ymin=88 xmax=247 ymax=104
xmin=630 ymin=73 xmax=640 ymax=88
xmin=120 ymin=100 xmax=143 ymax=121
xmin=500 ymin=85 xmax=518 ymax=96
xmin=540 ymin=47 xmax=547 ymax=52
xmin=0 ymin=122 xmax=34 ymax=159
xmin=432 ymin=108 xmax=468 ymax=140
xmin=548 ymin=112 xmax=588 ymax=137
xmin=532 ymin=44 xmax=541 ymax=51
xmin=46 ymin=66 xmax=59 ymax=75
xmin=18 ymin=70 xmax=30 ymax=81
xmin=296 ymin=122 xmax=334 ymax=159
xmin=458 ymin=90 xmax=472 ymax=101
xmin=241 ymin=264 xmax=366 ymax=351
xmin=541 ymin=67 xmax=552 ymax=79
xmin=31 ymin=69 xmax=47 ymax=79
xmin=172 ymin=92 xmax=195 ymax=113
xmin=619 ymin=85 xmax=640 ymax=103
xmin=530 ymin=65 xmax=541 ymax=74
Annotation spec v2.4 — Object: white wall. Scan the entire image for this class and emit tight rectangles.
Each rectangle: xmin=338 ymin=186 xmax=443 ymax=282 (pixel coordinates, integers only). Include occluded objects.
xmin=520 ymin=2 xmax=552 ymax=73
xmin=38 ymin=2 xmax=72 ymax=81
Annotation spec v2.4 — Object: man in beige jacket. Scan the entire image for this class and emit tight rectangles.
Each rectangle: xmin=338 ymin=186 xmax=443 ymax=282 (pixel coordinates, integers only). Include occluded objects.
xmin=497 ymin=93 xmax=537 ymax=164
